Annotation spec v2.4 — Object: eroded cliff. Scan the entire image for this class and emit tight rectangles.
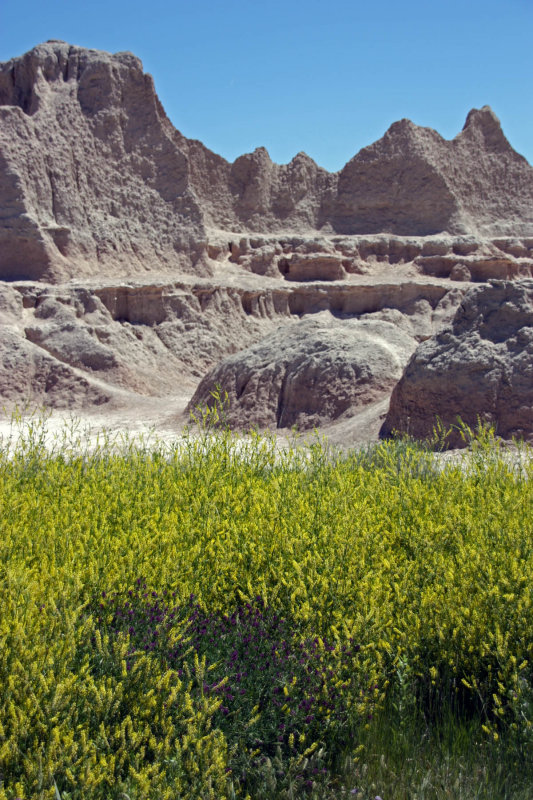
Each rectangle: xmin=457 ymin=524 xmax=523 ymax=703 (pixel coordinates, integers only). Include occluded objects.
xmin=1 ymin=41 xmax=533 ymax=443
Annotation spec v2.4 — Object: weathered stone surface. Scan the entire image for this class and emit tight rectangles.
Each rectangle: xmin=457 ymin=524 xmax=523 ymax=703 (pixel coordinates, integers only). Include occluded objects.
xmin=0 ymin=275 xmax=462 ymax=413
xmin=381 ymin=280 xmax=533 ymax=446
xmin=280 ymin=252 xmax=347 ymax=282
xmin=0 ymin=285 xmax=112 ymax=408
xmin=1 ymin=40 xmax=533 ymax=442
xmin=225 ymin=233 xmax=533 ymax=283
xmin=188 ymin=315 xmax=416 ymax=430
xmin=0 ymin=279 xmax=288 ymax=407
xmin=0 ymin=41 xmax=208 ymax=281
xmin=333 ymin=108 xmax=533 ymax=237
xmin=2 ymin=41 xmax=533 ymax=287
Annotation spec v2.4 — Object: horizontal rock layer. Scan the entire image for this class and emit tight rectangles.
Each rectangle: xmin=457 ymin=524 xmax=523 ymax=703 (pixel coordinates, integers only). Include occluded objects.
xmin=1 ymin=41 xmax=533 ymax=444
xmin=0 ymin=276 xmax=463 ymax=413
xmin=1 ymin=41 xmax=533 ymax=284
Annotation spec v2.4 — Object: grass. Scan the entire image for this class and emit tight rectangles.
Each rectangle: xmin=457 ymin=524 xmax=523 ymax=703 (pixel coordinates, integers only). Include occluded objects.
xmin=0 ymin=411 xmax=532 ymax=799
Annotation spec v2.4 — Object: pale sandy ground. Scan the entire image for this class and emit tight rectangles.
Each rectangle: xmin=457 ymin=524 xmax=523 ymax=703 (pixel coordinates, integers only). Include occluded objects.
xmin=0 ymin=395 xmax=190 ymax=453
xmin=0 ymin=391 xmax=390 ymax=453
xmin=1 ymin=397 xmax=530 ymax=477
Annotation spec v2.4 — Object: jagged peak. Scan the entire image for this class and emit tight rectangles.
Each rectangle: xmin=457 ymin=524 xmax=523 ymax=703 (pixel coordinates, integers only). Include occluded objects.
xmin=289 ymin=151 xmax=317 ymax=165
xmin=459 ymin=105 xmax=512 ymax=152
xmin=252 ymin=146 xmax=271 ymax=160
xmin=386 ymin=117 xmax=417 ymax=135
xmin=383 ymin=117 xmax=446 ymax=146
xmin=232 ymin=146 xmax=272 ymax=166
xmin=343 ymin=117 xmax=443 ymax=168
xmin=0 ymin=41 xmax=147 ymax=116
xmin=462 ymin=105 xmax=502 ymax=132
xmin=0 ymin=40 xmax=144 ymax=78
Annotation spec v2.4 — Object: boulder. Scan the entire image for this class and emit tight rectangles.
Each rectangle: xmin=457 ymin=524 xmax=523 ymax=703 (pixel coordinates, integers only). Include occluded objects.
xmin=381 ymin=280 xmax=533 ymax=446
xmin=189 ymin=314 xmax=416 ymax=431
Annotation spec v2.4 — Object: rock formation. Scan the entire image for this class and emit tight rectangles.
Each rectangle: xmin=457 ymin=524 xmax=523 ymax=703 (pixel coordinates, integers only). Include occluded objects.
xmin=190 ymin=316 xmax=417 ymax=431
xmin=333 ymin=109 xmax=533 ymax=237
xmin=2 ymin=40 xmax=533 ymax=283
xmin=1 ymin=40 xmax=533 ymax=442
xmin=381 ymin=280 xmax=533 ymax=446
xmin=0 ymin=41 xmax=208 ymax=282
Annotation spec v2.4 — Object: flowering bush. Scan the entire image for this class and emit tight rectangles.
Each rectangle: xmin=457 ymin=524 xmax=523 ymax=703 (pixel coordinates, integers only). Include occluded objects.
xmin=96 ymin=587 xmax=373 ymax=792
xmin=0 ymin=418 xmax=532 ymax=798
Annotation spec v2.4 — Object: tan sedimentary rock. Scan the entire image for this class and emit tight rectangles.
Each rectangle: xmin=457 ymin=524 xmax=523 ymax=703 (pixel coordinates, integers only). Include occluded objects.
xmin=189 ymin=315 xmax=417 ymax=431
xmin=2 ymin=41 xmax=533 ymax=284
xmin=1 ymin=40 xmax=533 ymax=440
xmin=381 ymin=280 xmax=533 ymax=447
xmin=0 ymin=41 xmax=208 ymax=282
xmin=333 ymin=108 xmax=533 ymax=237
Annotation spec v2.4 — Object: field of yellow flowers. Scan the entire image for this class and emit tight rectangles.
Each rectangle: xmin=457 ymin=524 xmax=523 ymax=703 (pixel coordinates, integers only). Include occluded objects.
xmin=0 ymin=415 xmax=532 ymax=799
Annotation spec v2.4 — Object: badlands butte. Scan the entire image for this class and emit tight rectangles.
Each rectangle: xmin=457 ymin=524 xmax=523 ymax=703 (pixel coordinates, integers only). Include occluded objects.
xmin=1 ymin=40 xmax=533 ymax=447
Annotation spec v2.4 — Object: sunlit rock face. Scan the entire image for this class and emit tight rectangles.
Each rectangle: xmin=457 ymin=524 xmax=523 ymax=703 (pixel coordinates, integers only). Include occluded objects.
xmin=1 ymin=41 xmax=533 ymax=442
xmin=0 ymin=41 xmax=208 ymax=282
xmin=381 ymin=280 xmax=533 ymax=447
xmin=188 ymin=314 xmax=417 ymax=431
xmin=2 ymin=41 xmax=533 ymax=283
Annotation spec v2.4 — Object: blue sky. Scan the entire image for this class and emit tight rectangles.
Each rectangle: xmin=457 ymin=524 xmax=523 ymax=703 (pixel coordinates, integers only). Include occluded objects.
xmin=1 ymin=0 xmax=531 ymax=171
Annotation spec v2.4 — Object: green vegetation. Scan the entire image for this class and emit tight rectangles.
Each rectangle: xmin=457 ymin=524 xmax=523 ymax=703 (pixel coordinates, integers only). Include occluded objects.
xmin=0 ymin=412 xmax=532 ymax=799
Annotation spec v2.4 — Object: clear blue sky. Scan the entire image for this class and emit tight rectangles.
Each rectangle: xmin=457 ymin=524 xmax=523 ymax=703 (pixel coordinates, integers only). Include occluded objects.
xmin=1 ymin=0 xmax=531 ymax=171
